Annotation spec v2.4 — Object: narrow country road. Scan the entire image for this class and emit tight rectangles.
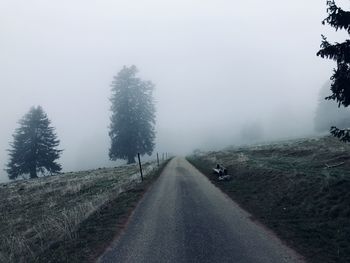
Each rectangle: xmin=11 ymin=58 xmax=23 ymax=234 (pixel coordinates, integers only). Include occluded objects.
xmin=99 ymin=157 xmax=304 ymax=263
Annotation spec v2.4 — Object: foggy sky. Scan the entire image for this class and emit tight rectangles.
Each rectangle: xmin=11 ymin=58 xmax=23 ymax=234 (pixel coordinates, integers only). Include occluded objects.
xmin=1 ymin=0 xmax=348 ymax=182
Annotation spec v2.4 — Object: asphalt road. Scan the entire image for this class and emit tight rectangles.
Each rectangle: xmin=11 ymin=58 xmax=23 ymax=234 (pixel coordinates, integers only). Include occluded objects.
xmin=99 ymin=157 xmax=304 ymax=263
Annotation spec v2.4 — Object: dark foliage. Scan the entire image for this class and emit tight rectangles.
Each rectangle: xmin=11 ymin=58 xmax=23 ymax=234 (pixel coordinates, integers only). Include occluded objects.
xmin=321 ymin=1 xmax=350 ymax=33
xmin=6 ymin=106 xmax=62 ymax=179
xmin=330 ymin=126 xmax=350 ymax=142
xmin=109 ymin=65 xmax=156 ymax=164
xmin=317 ymin=1 xmax=350 ymax=141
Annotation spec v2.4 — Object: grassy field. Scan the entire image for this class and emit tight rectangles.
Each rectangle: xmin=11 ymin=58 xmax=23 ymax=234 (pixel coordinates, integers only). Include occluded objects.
xmin=187 ymin=136 xmax=350 ymax=263
xmin=0 ymin=160 xmax=168 ymax=263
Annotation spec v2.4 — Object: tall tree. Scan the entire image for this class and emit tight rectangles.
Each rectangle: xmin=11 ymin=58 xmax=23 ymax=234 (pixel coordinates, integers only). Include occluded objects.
xmin=6 ymin=106 xmax=62 ymax=179
xmin=109 ymin=65 xmax=156 ymax=164
xmin=317 ymin=0 xmax=350 ymax=141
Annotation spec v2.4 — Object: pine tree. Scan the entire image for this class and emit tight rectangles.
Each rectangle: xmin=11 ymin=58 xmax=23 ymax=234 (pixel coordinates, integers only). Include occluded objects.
xmin=109 ymin=65 xmax=156 ymax=164
xmin=317 ymin=0 xmax=350 ymax=141
xmin=6 ymin=106 xmax=62 ymax=179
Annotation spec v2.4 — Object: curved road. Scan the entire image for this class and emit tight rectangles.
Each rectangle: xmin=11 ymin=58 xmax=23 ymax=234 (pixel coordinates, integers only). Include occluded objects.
xmin=99 ymin=157 xmax=304 ymax=263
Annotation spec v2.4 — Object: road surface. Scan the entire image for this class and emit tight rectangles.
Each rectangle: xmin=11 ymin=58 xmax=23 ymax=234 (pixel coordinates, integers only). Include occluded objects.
xmin=99 ymin=157 xmax=304 ymax=263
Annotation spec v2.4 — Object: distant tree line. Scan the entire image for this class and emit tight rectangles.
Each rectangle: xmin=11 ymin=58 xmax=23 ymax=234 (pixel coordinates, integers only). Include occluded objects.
xmin=6 ymin=65 xmax=156 ymax=180
xmin=240 ymin=122 xmax=264 ymax=143
xmin=314 ymin=81 xmax=350 ymax=133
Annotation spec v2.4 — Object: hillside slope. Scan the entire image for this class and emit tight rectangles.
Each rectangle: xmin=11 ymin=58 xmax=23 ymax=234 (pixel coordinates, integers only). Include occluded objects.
xmin=0 ymin=161 xmax=160 ymax=262
xmin=188 ymin=136 xmax=350 ymax=263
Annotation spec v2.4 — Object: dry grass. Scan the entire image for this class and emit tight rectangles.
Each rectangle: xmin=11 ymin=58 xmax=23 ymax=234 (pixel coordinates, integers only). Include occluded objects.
xmin=0 ymin=162 xmax=157 ymax=263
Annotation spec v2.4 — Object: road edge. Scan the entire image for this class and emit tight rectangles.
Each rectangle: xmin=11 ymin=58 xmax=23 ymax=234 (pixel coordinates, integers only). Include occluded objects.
xmin=34 ymin=159 xmax=172 ymax=263
xmin=186 ymin=157 xmax=306 ymax=263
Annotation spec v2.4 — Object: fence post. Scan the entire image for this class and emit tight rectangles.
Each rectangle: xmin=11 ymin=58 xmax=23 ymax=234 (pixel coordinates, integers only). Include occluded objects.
xmin=137 ymin=153 xmax=143 ymax=182
xmin=157 ymin=152 xmax=159 ymax=167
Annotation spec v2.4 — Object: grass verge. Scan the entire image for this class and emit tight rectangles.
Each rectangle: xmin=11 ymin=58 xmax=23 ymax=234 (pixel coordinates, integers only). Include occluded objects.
xmin=187 ymin=136 xmax=350 ymax=263
xmin=34 ymin=159 xmax=171 ymax=263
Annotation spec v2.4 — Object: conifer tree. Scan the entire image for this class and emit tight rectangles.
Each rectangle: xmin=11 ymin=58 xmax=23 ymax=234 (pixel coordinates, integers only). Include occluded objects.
xmin=109 ymin=65 xmax=156 ymax=164
xmin=6 ymin=106 xmax=62 ymax=179
xmin=317 ymin=0 xmax=350 ymax=141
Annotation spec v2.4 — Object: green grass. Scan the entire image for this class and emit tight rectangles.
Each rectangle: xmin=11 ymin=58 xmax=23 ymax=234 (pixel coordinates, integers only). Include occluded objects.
xmin=188 ymin=136 xmax=350 ymax=263
xmin=34 ymin=159 xmax=171 ymax=263
xmin=0 ymin=160 xmax=169 ymax=263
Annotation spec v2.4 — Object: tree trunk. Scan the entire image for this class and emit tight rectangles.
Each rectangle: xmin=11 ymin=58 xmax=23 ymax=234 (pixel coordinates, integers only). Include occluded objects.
xmin=30 ymin=168 xmax=38 ymax=179
xmin=127 ymin=155 xmax=136 ymax=164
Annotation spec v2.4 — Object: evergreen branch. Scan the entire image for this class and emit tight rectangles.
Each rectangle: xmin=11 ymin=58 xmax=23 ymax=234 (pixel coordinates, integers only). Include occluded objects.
xmin=317 ymin=38 xmax=350 ymax=63
xmin=323 ymin=0 xmax=350 ymax=33
xmin=330 ymin=126 xmax=350 ymax=142
xmin=325 ymin=63 xmax=350 ymax=107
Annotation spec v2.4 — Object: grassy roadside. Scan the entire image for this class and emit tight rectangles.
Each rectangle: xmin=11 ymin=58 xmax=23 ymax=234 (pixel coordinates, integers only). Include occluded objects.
xmin=187 ymin=136 xmax=350 ymax=263
xmin=34 ymin=159 xmax=171 ymax=263
xmin=0 ymin=160 xmax=170 ymax=263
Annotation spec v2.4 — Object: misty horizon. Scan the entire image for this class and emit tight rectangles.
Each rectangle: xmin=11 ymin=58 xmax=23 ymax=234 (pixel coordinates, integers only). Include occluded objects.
xmin=1 ymin=0 xmax=348 ymax=182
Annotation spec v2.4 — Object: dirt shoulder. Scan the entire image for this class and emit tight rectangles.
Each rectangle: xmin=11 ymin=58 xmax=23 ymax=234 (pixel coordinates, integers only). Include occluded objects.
xmin=187 ymin=136 xmax=350 ymax=263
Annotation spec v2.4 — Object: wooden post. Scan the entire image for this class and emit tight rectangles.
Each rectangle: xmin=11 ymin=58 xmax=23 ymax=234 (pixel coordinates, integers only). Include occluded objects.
xmin=157 ymin=152 xmax=159 ymax=167
xmin=137 ymin=153 xmax=143 ymax=182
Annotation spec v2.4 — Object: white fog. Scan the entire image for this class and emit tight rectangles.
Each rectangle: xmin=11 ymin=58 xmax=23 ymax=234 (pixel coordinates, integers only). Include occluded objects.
xmin=1 ymin=0 xmax=349 ymax=182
